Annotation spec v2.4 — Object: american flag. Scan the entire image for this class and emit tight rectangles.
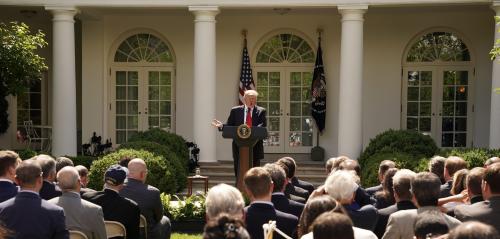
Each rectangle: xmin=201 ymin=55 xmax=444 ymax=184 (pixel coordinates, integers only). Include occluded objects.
xmin=239 ymin=38 xmax=255 ymax=105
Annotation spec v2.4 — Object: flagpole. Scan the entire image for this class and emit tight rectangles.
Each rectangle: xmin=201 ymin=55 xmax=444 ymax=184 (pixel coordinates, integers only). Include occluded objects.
xmin=316 ymin=28 xmax=323 ymax=148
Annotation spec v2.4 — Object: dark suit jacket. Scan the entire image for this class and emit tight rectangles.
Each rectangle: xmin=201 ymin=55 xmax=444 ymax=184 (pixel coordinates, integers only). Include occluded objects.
xmin=285 ymin=183 xmax=309 ymax=201
xmin=119 ymin=179 xmax=164 ymax=236
xmin=290 ymin=177 xmax=314 ymax=195
xmin=374 ymin=200 xmax=416 ymax=238
xmin=0 ymin=181 xmax=18 ymax=203
xmin=245 ymin=202 xmax=298 ymax=239
xmin=440 ymin=180 xmax=453 ymax=198
xmin=82 ymin=189 xmax=140 ymax=239
xmin=355 ymin=187 xmax=375 ymax=207
xmin=454 ymin=196 xmax=500 ymax=232
xmin=344 ymin=203 xmax=379 ymax=231
xmin=40 ymin=180 xmax=62 ymax=200
xmin=271 ymin=193 xmax=305 ymax=218
xmin=225 ymin=105 xmax=267 ymax=161
xmin=0 ymin=191 xmax=68 ymax=239
xmin=366 ymin=184 xmax=382 ymax=196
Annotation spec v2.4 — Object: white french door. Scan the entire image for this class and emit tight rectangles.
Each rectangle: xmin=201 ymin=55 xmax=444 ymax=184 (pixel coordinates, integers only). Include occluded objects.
xmin=255 ymin=67 xmax=316 ymax=153
xmin=402 ymin=66 xmax=473 ymax=147
xmin=110 ymin=67 xmax=175 ymax=144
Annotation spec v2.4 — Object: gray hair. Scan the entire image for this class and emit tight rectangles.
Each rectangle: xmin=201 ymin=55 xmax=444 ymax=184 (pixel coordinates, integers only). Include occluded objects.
xmin=206 ymin=183 xmax=245 ymax=220
xmin=325 ymin=170 xmax=358 ymax=202
xmin=392 ymin=169 xmax=416 ymax=200
xmin=34 ymin=154 xmax=56 ymax=179
xmin=57 ymin=166 xmax=80 ymax=191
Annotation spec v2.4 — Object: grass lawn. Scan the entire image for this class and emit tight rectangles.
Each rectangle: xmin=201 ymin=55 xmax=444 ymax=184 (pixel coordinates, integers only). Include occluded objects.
xmin=171 ymin=233 xmax=202 ymax=239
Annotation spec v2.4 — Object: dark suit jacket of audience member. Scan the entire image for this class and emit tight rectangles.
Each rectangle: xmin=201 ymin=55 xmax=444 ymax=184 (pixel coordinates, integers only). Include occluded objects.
xmin=271 ymin=193 xmax=305 ymax=218
xmin=374 ymin=200 xmax=416 ymax=238
xmin=0 ymin=181 xmax=18 ymax=203
xmin=40 ymin=180 xmax=62 ymax=200
xmin=454 ymin=196 xmax=500 ymax=232
xmin=245 ymin=202 xmax=299 ymax=239
xmin=119 ymin=179 xmax=164 ymax=234
xmin=355 ymin=187 xmax=375 ymax=207
xmin=82 ymin=189 xmax=141 ymax=239
xmin=344 ymin=203 xmax=379 ymax=231
xmin=290 ymin=177 xmax=314 ymax=195
xmin=440 ymin=180 xmax=453 ymax=198
xmin=79 ymin=186 xmax=96 ymax=196
xmin=374 ymin=194 xmax=393 ymax=210
xmin=285 ymin=183 xmax=309 ymax=201
xmin=0 ymin=191 xmax=68 ymax=239
xmin=366 ymin=184 xmax=382 ymax=196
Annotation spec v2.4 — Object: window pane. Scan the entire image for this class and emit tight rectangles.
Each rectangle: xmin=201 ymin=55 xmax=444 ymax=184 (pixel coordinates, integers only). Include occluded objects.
xmin=127 ymin=116 xmax=138 ymax=129
xmin=149 ymin=86 xmax=159 ymax=100
xmin=257 ymin=87 xmax=268 ymax=101
xmin=128 ymin=86 xmax=138 ymax=100
xmin=149 ymin=71 xmax=159 ymax=85
xmin=420 ymin=72 xmax=432 ymax=85
xmin=116 ymin=71 xmax=126 ymax=85
xmin=408 ymin=72 xmax=419 ymax=86
xmin=160 ymin=116 xmax=171 ymax=129
xmin=290 ymin=88 xmax=301 ymax=101
xmin=456 ymin=71 xmax=468 ymax=85
xmin=420 ymin=117 xmax=431 ymax=132
xmin=257 ymin=72 xmax=269 ymax=86
xmin=127 ymin=102 xmax=138 ymax=114
xmin=407 ymin=102 xmax=418 ymax=116
xmin=290 ymin=118 xmax=301 ymax=131
xmin=455 ymin=102 xmax=467 ymax=116
xmin=302 ymin=88 xmax=311 ymax=101
xmin=420 ymin=102 xmax=431 ymax=116
xmin=116 ymin=101 xmax=126 ymax=114
xmin=302 ymin=117 xmax=313 ymax=132
xmin=116 ymin=86 xmax=126 ymax=100
xmin=302 ymin=103 xmax=311 ymax=116
xmin=116 ymin=131 xmax=127 ymax=144
xmin=442 ymin=117 xmax=453 ymax=131
xmin=269 ymin=72 xmax=280 ymax=86
xmin=443 ymin=87 xmax=455 ymax=101
xmin=160 ymin=101 xmax=171 ymax=115
xmin=160 ymin=72 xmax=171 ymax=85
xmin=303 ymin=72 xmax=312 ymax=86
xmin=264 ymin=132 xmax=280 ymax=146
xmin=454 ymin=133 xmax=466 ymax=147
xmin=456 ymin=86 xmax=467 ymax=101
xmin=149 ymin=116 xmax=159 ymax=127
xmin=420 ymin=87 xmax=432 ymax=101
xmin=442 ymin=133 xmax=453 ymax=147
xmin=455 ymin=117 xmax=467 ymax=131
xmin=290 ymin=72 xmax=301 ymax=86
xmin=443 ymin=102 xmax=454 ymax=116
xmin=128 ymin=71 xmax=138 ymax=85
xmin=289 ymin=133 xmax=302 ymax=147
xmin=116 ymin=116 xmax=126 ymax=129
xmin=269 ymin=103 xmax=280 ymax=116
xmin=408 ymin=87 xmax=419 ymax=101
xmin=269 ymin=117 xmax=280 ymax=131
xmin=149 ymin=101 xmax=159 ymax=115
xmin=160 ymin=86 xmax=171 ymax=100
xmin=407 ymin=117 xmax=418 ymax=130
xmin=269 ymin=87 xmax=280 ymax=101
xmin=290 ymin=103 xmax=301 ymax=116
xmin=302 ymin=133 xmax=313 ymax=146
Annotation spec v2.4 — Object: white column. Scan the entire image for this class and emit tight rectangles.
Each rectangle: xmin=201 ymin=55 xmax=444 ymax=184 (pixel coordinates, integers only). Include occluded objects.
xmin=189 ymin=6 xmax=219 ymax=162
xmin=490 ymin=4 xmax=500 ymax=148
xmin=46 ymin=6 xmax=78 ymax=156
xmin=337 ymin=5 xmax=368 ymax=159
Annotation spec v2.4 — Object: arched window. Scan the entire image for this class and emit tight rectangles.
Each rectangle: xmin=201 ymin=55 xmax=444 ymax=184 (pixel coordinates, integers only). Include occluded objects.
xmin=406 ymin=32 xmax=470 ymax=62
xmin=114 ymin=33 xmax=173 ymax=63
xmin=256 ymin=33 xmax=314 ymax=63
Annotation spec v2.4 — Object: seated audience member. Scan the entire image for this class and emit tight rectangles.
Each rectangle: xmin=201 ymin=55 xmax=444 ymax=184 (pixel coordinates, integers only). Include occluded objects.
xmin=278 ymin=157 xmax=314 ymax=195
xmin=413 ymin=210 xmax=449 ymax=239
xmin=203 ymin=213 xmax=250 ymax=239
xmin=485 ymin=157 xmax=500 ymax=167
xmin=325 ymin=157 xmax=336 ymax=175
xmin=324 ymin=170 xmax=378 ymax=231
xmin=243 ymin=167 xmax=298 ymax=239
xmin=312 ymin=213 xmax=355 ymax=239
xmin=34 ymin=154 xmax=62 ymax=200
xmin=0 ymin=150 xmax=21 ymax=203
xmin=448 ymin=221 xmax=500 ymax=239
xmin=325 ymin=156 xmax=350 ymax=175
xmin=374 ymin=169 xmax=417 ymax=238
xmin=264 ymin=163 xmax=304 ymax=218
xmin=75 ymin=165 xmax=95 ymax=195
xmin=453 ymin=163 xmax=500 ymax=232
xmin=0 ymin=159 xmax=68 ymax=238
xmin=428 ymin=156 xmax=446 ymax=184
xmin=453 ymin=167 xmax=485 ymax=217
xmin=298 ymin=195 xmax=376 ymax=239
xmin=205 ymin=183 xmax=245 ymax=220
xmin=120 ymin=158 xmax=171 ymax=239
xmin=55 ymin=157 xmax=74 ymax=173
xmin=366 ymin=160 xmax=396 ymax=196
xmin=441 ymin=168 xmax=468 ymax=212
xmin=276 ymin=160 xmax=307 ymax=203
xmin=374 ymin=168 xmax=398 ymax=209
xmin=441 ymin=156 xmax=467 ymax=198
xmin=338 ymin=159 xmax=374 ymax=207
xmin=277 ymin=157 xmax=310 ymax=200
xmin=49 ymin=166 xmax=107 ymax=239
xmin=82 ymin=165 xmax=140 ymax=239
xmin=382 ymin=172 xmax=461 ymax=239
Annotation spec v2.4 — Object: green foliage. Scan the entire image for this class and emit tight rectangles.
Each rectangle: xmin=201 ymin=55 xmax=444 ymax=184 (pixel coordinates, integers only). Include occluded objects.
xmin=88 ymin=149 xmax=177 ymax=193
xmin=359 ymin=129 xmax=438 ymax=167
xmin=439 ymin=148 xmax=500 ymax=168
xmin=16 ymin=148 xmax=37 ymax=160
xmin=0 ymin=22 xmax=48 ymax=134
xmin=361 ymin=152 xmax=425 ymax=187
xmin=161 ymin=193 xmax=206 ymax=221
xmin=491 ymin=16 xmax=500 ymax=60
xmin=119 ymin=141 xmax=186 ymax=190
xmin=171 ymin=233 xmax=202 ymax=239
xmin=128 ymin=128 xmax=189 ymax=167
xmin=68 ymin=155 xmax=98 ymax=169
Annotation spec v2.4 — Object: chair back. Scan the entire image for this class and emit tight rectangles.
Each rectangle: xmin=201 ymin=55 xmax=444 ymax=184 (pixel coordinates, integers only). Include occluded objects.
xmin=139 ymin=214 xmax=147 ymax=239
xmin=23 ymin=120 xmax=39 ymax=139
xmin=105 ymin=221 xmax=126 ymax=239
xmin=69 ymin=230 xmax=88 ymax=239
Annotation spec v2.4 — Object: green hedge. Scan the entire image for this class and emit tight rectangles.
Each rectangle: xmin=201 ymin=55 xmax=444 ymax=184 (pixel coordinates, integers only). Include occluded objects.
xmin=439 ymin=148 xmax=500 ymax=168
xmin=68 ymin=155 xmax=98 ymax=169
xmin=16 ymin=148 xmax=37 ymax=160
xmin=119 ymin=141 xmax=187 ymax=190
xmin=88 ymin=149 xmax=177 ymax=194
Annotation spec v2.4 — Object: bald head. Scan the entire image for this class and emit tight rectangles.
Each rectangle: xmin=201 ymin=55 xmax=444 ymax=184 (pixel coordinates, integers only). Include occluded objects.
xmin=128 ymin=158 xmax=147 ymax=182
xmin=57 ymin=166 xmax=80 ymax=192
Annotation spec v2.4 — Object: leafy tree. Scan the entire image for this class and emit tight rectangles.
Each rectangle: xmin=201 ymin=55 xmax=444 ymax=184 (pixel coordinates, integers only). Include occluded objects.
xmin=0 ymin=22 xmax=47 ymax=134
xmin=492 ymin=16 xmax=500 ymax=95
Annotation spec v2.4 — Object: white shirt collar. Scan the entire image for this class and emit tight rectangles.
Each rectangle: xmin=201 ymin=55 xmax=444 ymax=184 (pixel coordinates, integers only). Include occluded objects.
xmin=20 ymin=189 xmax=39 ymax=196
xmin=0 ymin=179 xmax=14 ymax=184
xmin=251 ymin=200 xmax=274 ymax=206
xmin=272 ymin=192 xmax=285 ymax=196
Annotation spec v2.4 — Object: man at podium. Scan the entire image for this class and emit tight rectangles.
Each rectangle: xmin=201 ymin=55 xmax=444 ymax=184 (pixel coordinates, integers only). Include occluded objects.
xmin=212 ymin=90 xmax=267 ymax=177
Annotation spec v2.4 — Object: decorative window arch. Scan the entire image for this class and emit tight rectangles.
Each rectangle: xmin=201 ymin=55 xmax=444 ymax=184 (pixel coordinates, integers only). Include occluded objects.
xmin=114 ymin=33 xmax=173 ymax=63
xmin=406 ymin=32 xmax=470 ymax=63
xmin=256 ymin=33 xmax=314 ymax=63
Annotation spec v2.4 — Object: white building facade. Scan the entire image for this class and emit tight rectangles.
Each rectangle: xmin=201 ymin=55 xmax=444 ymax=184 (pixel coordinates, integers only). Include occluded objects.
xmin=0 ymin=0 xmax=499 ymax=162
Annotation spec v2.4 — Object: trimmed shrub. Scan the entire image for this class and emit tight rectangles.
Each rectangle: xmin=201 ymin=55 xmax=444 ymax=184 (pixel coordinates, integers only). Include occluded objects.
xmin=439 ymin=148 xmax=500 ymax=168
xmin=359 ymin=129 xmax=438 ymax=167
xmin=16 ymin=148 xmax=37 ymax=160
xmin=88 ymin=149 xmax=177 ymax=194
xmin=119 ymin=141 xmax=187 ymax=190
xmin=361 ymin=152 xmax=425 ymax=187
xmin=68 ymin=155 xmax=98 ymax=169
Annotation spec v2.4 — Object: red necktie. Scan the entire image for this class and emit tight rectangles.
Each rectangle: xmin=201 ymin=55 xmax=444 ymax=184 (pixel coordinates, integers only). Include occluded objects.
xmin=246 ymin=108 xmax=252 ymax=127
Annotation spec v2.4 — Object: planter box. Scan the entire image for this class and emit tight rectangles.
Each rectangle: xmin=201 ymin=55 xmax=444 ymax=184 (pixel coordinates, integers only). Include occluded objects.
xmin=172 ymin=219 xmax=205 ymax=233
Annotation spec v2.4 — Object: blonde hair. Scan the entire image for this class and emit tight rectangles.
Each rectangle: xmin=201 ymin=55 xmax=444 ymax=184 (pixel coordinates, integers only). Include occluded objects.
xmin=244 ymin=90 xmax=258 ymax=98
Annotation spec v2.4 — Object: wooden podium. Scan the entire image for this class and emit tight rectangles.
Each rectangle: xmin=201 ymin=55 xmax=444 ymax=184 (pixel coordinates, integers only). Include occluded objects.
xmin=222 ymin=124 xmax=268 ymax=191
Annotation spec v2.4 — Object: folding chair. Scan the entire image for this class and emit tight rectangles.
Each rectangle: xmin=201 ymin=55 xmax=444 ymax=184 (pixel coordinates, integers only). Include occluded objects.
xmin=69 ymin=230 xmax=88 ymax=239
xmin=140 ymin=214 xmax=148 ymax=239
xmin=105 ymin=221 xmax=126 ymax=239
xmin=23 ymin=120 xmax=49 ymax=151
